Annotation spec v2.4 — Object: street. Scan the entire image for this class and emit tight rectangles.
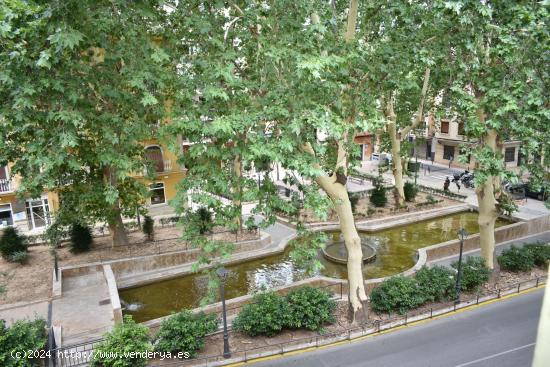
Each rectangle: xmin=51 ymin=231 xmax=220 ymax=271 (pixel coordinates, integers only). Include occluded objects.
xmin=252 ymin=289 xmax=544 ymax=367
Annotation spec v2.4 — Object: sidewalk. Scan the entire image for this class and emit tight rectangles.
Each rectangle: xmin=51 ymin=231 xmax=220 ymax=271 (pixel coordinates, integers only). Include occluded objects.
xmin=357 ymin=159 xmax=550 ymax=221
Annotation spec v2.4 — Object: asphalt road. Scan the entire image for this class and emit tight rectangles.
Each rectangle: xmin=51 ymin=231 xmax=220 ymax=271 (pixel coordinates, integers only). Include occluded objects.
xmin=252 ymin=289 xmax=544 ymax=367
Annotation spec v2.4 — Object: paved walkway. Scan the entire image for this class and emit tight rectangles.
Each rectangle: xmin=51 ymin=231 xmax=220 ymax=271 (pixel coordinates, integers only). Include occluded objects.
xmin=51 ymin=270 xmax=114 ymax=345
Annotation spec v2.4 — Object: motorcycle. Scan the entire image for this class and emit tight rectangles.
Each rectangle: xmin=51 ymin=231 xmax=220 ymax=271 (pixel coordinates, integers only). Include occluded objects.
xmin=461 ymin=171 xmax=474 ymax=188
xmin=452 ymin=170 xmax=474 ymax=190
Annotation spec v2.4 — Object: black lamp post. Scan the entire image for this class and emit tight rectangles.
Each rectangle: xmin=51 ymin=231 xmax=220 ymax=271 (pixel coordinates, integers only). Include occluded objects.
xmin=216 ymin=266 xmax=231 ymax=358
xmin=455 ymin=228 xmax=468 ymax=303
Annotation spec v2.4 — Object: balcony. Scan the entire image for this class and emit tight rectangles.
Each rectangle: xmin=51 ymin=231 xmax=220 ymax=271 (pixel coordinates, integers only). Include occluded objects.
xmin=0 ymin=179 xmax=12 ymax=193
xmin=143 ymin=159 xmax=173 ymax=176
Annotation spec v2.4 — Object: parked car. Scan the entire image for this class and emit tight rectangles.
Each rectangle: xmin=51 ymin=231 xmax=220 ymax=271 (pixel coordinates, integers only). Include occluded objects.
xmin=503 ymin=182 xmax=526 ymax=200
xmin=525 ymin=183 xmax=549 ymax=201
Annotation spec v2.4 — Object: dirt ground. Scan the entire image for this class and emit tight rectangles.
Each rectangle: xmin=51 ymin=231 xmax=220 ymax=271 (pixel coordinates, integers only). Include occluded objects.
xmin=0 ymin=226 xmax=258 ymax=306
xmin=288 ymin=191 xmax=458 ymax=223
xmin=185 ymin=266 xmax=548 ymax=362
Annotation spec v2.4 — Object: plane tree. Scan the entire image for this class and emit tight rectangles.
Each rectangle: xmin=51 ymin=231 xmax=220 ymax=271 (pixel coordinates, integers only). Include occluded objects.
xmin=0 ymin=0 xmax=175 ymax=246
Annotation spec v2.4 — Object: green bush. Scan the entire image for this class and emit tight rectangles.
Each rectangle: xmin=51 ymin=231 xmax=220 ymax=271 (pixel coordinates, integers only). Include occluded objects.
xmin=195 ymin=207 xmax=213 ymax=235
xmin=404 ymin=182 xmax=418 ymax=202
xmin=498 ymin=246 xmax=535 ymax=272
xmin=9 ymin=251 xmax=28 ymax=264
xmin=154 ymin=311 xmax=218 ymax=358
xmin=233 ymin=292 xmax=290 ymax=337
xmin=0 ymin=318 xmax=47 ymax=367
xmin=142 ymin=216 xmax=155 ymax=241
xmin=90 ymin=315 xmax=152 ymax=367
xmin=286 ymin=287 xmax=336 ymax=331
xmin=452 ymin=256 xmax=491 ymax=292
xmin=369 ymin=187 xmax=387 ymax=207
xmin=0 ymin=227 xmax=27 ymax=261
xmin=524 ymin=243 xmax=550 ymax=267
xmin=348 ymin=192 xmax=360 ymax=214
xmin=415 ymin=266 xmax=456 ymax=302
xmin=370 ymin=276 xmax=424 ymax=315
xmin=69 ymin=223 xmax=93 ymax=253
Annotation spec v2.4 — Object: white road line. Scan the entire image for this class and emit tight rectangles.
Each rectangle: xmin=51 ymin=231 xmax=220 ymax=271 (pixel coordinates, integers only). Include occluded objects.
xmin=454 ymin=343 xmax=536 ymax=367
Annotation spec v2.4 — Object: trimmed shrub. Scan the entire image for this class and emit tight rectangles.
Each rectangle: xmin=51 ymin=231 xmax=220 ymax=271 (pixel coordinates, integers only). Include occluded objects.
xmin=0 ymin=227 xmax=26 ymax=261
xmin=369 ymin=187 xmax=387 ymax=207
xmin=233 ymin=292 xmax=290 ymax=337
xmin=498 ymin=246 xmax=535 ymax=272
xmin=524 ymin=243 xmax=550 ymax=267
xmin=286 ymin=287 xmax=336 ymax=331
xmin=90 ymin=316 xmax=152 ymax=367
xmin=154 ymin=311 xmax=218 ymax=358
xmin=0 ymin=318 xmax=47 ymax=367
xmin=415 ymin=266 xmax=456 ymax=302
xmin=142 ymin=215 xmax=155 ymax=241
xmin=404 ymin=182 xmax=418 ymax=202
xmin=370 ymin=276 xmax=424 ymax=315
xmin=69 ymin=223 xmax=93 ymax=253
xmin=452 ymin=256 xmax=491 ymax=292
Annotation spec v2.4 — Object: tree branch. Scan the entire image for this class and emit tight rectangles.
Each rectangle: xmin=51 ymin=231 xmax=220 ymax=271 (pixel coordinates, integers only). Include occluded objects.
xmin=402 ymin=67 xmax=431 ymax=138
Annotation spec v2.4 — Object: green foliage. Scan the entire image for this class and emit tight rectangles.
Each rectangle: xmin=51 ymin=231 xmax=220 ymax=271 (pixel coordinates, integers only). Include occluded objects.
xmin=9 ymin=252 xmax=28 ymax=265
xmin=415 ymin=266 xmax=456 ymax=302
xmin=0 ymin=318 xmax=47 ymax=367
xmin=69 ymin=223 xmax=93 ymax=253
xmin=348 ymin=192 xmax=360 ymax=214
xmin=403 ymin=182 xmax=418 ymax=202
xmin=370 ymin=276 xmax=424 ymax=315
xmin=0 ymin=228 xmax=27 ymax=261
xmin=524 ymin=243 xmax=550 ymax=267
xmin=142 ymin=216 xmax=155 ymax=242
xmin=233 ymin=292 xmax=290 ymax=337
xmin=369 ymin=186 xmax=387 ymax=208
xmin=193 ymin=208 xmax=213 ymax=235
xmin=452 ymin=257 xmax=491 ymax=292
xmin=154 ymin=311 xmax=218 ymax=358
xmin=285 ymin=287 xmax=336 ymax=331
xmin=90 ymin=315 xmax=152 ymax=367
xmin=0 ymin=1 xmax=174 ymax=246
xmin=498 ymin=246 xmax=535 ymax=272
xmin=426 ymin=194 xmax=437 ymax=204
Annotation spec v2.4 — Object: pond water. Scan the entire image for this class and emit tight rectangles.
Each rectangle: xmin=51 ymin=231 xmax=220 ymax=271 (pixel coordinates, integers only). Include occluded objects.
xmin=120 ymin=212 xmax=510 ymax=322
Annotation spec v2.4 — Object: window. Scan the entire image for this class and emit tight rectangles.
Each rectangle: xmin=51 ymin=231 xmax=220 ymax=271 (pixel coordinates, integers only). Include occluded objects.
xmin=0 ymin=166 xmax=10 ymax=192
xmin=25 ymin=198 xmax=50 ymax=229
xmin=505 ymin=147 xmax=516 ymax=163
xmin=440 ymin=121 xmax=450 ymax=134
xmin=0 ymin=204 xmax=13 ymax=227
xmin=443 ymin=145 xmax=455 ymax=160
xmin=150 ymin=182 xmax=166 ymax=205
xmin=145 ymin=146 xmax=164 ymax=173
xmin=458 ymin=122 xmax=465 ymax=135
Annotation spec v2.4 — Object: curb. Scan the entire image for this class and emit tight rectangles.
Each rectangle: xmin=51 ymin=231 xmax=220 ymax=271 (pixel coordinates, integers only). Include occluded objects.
xmin=224 ymin=285 xmax=545 ymax=367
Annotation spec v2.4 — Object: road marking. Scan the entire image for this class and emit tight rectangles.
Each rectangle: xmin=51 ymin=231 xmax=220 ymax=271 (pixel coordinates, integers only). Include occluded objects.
xmin=454 ymin=343 xmax=536 ymax=367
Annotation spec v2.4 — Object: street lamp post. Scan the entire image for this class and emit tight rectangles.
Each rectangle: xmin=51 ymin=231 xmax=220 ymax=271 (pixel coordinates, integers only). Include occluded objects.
xmin=216 ymin=267 xmax=231 ymax=359
xmin=455 ymin=228 xmax=468 ymax=303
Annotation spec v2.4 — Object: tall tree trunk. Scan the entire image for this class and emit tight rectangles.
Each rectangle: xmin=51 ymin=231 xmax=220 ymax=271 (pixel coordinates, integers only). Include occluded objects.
xmin=317 ymin=178 xmax=368 ymax=323
xmin=475 ymin=127 xmax=499 ymax=276
xmin=233 ymin=154 xmax=243 ymax=232
xmin=386 ymin=100 xmax=405 ymax=205
xmin=103 ymin=166 xmax=129 ymax=247
xmin=108 ymin=200 xmax=129 ymax=248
